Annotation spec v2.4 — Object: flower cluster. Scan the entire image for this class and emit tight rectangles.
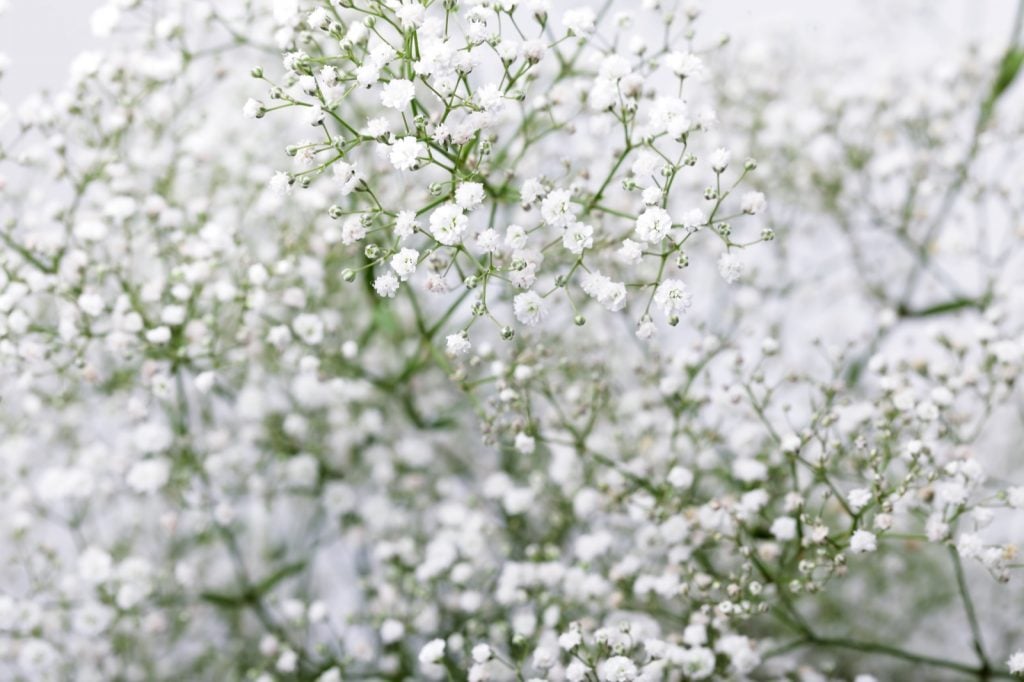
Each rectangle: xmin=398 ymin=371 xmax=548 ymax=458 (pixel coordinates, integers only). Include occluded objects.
xmin=253 ymin=0 xmax=771 ymax=350
xmin=0 ymin=0 xmax=1023 ymax=681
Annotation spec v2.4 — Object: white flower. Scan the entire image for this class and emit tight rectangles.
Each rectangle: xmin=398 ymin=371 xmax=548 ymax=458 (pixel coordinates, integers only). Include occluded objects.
xmin=127 ymin=459 xmax=171 ymax=494
xmin=732 ymin=458 xmax=768 ymax=483
xmin=559 ymin=630 xmax=582 ymax=650
xmin=513 ymin=291 xmax=548 ymax=326
xmin=1008 ymin=651 xmax=1024 ymax=675
xmin=619 ymin=239 xmax=643 ymax=263
xmin=161 ymin=304 xmax=186 ymax=326
xmin=926 ymin=514 xmax=950 ymax=542
xmin=395 ymin=0 xmax=426 ymax=29
xmin=146 ymin=326 xmax=172 ymax=344
xmin=389 ymin=136 xmax=425 ymax=171
xmin=506 ymin=224 xmax=528 ymax=250
xmin=957 ymin=532 xmax=983 ymax=559
xmin=277 ymin=649 xmax=298 ymax=673
xmin=781 ymin=433 xmax=802 ymax=453
xmin=710 ymin=147 xmax=731 ymax=172
xmin=532 ymin=646 xmax=557 ymax=669
xmin=374 ymin=272 xmax=400 ymax=298
xmin=641 ymin=186 xmax=663 ymax=205
xmin=668 ymin=465 xmax=694 ymax=488
xmin=242 ymin=98 xmax=264 ymax=119
xmin=380 ymin=619 xmax=405 ymax=644
xmin=17 ymin=640 xmax=59 ymax=674
xmin=679 ymin=647 xmax=716 ymax=680
xmin=269 ymin=171 xmax=292 ymax=195
xmin=1008 ymin=486 xmax=1024 ymax=509
xmin=566 ymin=661 xmax=589 ymax=682
xmin=395 ymin=210 xmax=419 ymax=239
xmin=847 ymin=488 xmax=872 ymax=513
xmin=456 ymin=182 xmax=486 ymax=210
xmin=514 ymin=432 xmax=536 ymax=454
xmin=563 ymin=221 xmax=594 ymax=254
xmin=78 ymin=546 xmax=113 ymax=583
xmin=771 ymin=516 xmax=797 ymax=541
xmin=74 ymin=218 xmax=108 ymax=241
xmin=520 ymin=177 xmax=545 ymax=206
xmin=599 ymin=655 xmax=637 ymax=682
xmin=717 ymin=252 xmax=744 ymax=283
xmin=562 ymin=7 xmax=596 ymax=35
xmin=476 ymin=228 xmax=501 ymax=253
xmin=380 ymin=78 xmax=416 ymax=109
xmin=429 ymin=203 xmax=468 ymax=245
xmin=419 ymin=638 xmax=446 ymax=665
xmin=649 ymin=97 xmax=692 ymax=138
xmin=293 ymin=313 xmax=324 ymax=345
xmin=653 ymin=279 xmax=692 ymax=318
xmin=850 ymin=530 xmax=877 ymax=554
xmin=665 ymin=51 xmax=706 ymax=79
xmin=333 ymin=161 xmax=363 ymax=194
xmin=472 ymin=644 xmax=492 ymax=663
xmin=390 ymin=248 xmax=419 ymax=280
xmin=540 ymin=188 xmax=578 ymax=227
xmin=581 ymin=271 xmax=627 ymax=311
xmin=635 ymin=207 xmax=672 ymax=243
xmin=679 ymin=207 xmax=707 ymax=231
xmin=741 ymin=191 xmax=767 ymax=215
xmin=91 ymin=4 xmax=121 ymax=36
xmin=446 ymin=333 xmax=471 ymax=355
xmin=366 ymin=116 xmax=389 ymax=137
xmin=78 ymin=292 xmax=105 ymax=317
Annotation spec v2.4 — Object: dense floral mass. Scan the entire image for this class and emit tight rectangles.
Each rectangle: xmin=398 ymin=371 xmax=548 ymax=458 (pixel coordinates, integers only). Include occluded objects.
xmin=2 ymin=0 xmax=1024 ymax=679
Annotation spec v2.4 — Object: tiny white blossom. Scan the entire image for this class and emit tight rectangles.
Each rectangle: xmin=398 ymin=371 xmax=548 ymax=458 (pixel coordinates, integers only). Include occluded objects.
xmin=269 ymin=171 xmax=292 ymax=195
xmin=1008 ymin=651 xmax=1024 ymax=675
xmin=389 ymin=136 xmax=425 ymax=171
xmin=242 ymin=98 xmax=265 ymax=119
xmin=293 ymin=313 xmax=325 ymax=345
xmin=850 ymin=530 xmax=877 ymax=554
xmin=390 ymin=248 xmax=420 ymax=280
xmin=562 ymin=7 xmax=596 ymax=35
xmin=429 ymin=204 xmax=468 ymax=245
xmin=456 ymin=182 xmax=486 ymax=210
xmin=395 ymin=0 xmax=426 ymax=29
xmin=599 ymin=656 xmax=637 ymax=682
xmin=771 ymin=516 xmax=798 ymax=541
xmin=653 ymin=279 xmax=692 ymax=318
xmin=717 ymin=252 xmax=744 ymax=283
xmin=446 ymin=333 xmax=471 ymax=355
xmin=374 ymin=272 xmax=400 ymax=298
xmin=127 ymin=459 xmax=171 ymax=494
xmin=741 ymin=191 xmax=767 ymax=215
xmin=563 ymin=221 xmax=594 ymax=254
xmin=635 ymin=207 xmax=673 ymax=243
xmin=419 ymin=638 xmax=446 ymax=665
xmin=513 ymin=291 xmax=548 ymax=326
xmin=380 ymin=78 xmax=416 ymax=110
xmin=710 ymin=147 xmax=731 ymax=172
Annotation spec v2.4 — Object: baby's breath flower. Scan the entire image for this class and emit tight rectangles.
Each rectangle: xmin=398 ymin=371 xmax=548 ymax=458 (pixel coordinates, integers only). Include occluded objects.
xmin=389 ymin=136 xmax=425 ymax=171
xmin=850 ymin=530 xmax=878 ymax=554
